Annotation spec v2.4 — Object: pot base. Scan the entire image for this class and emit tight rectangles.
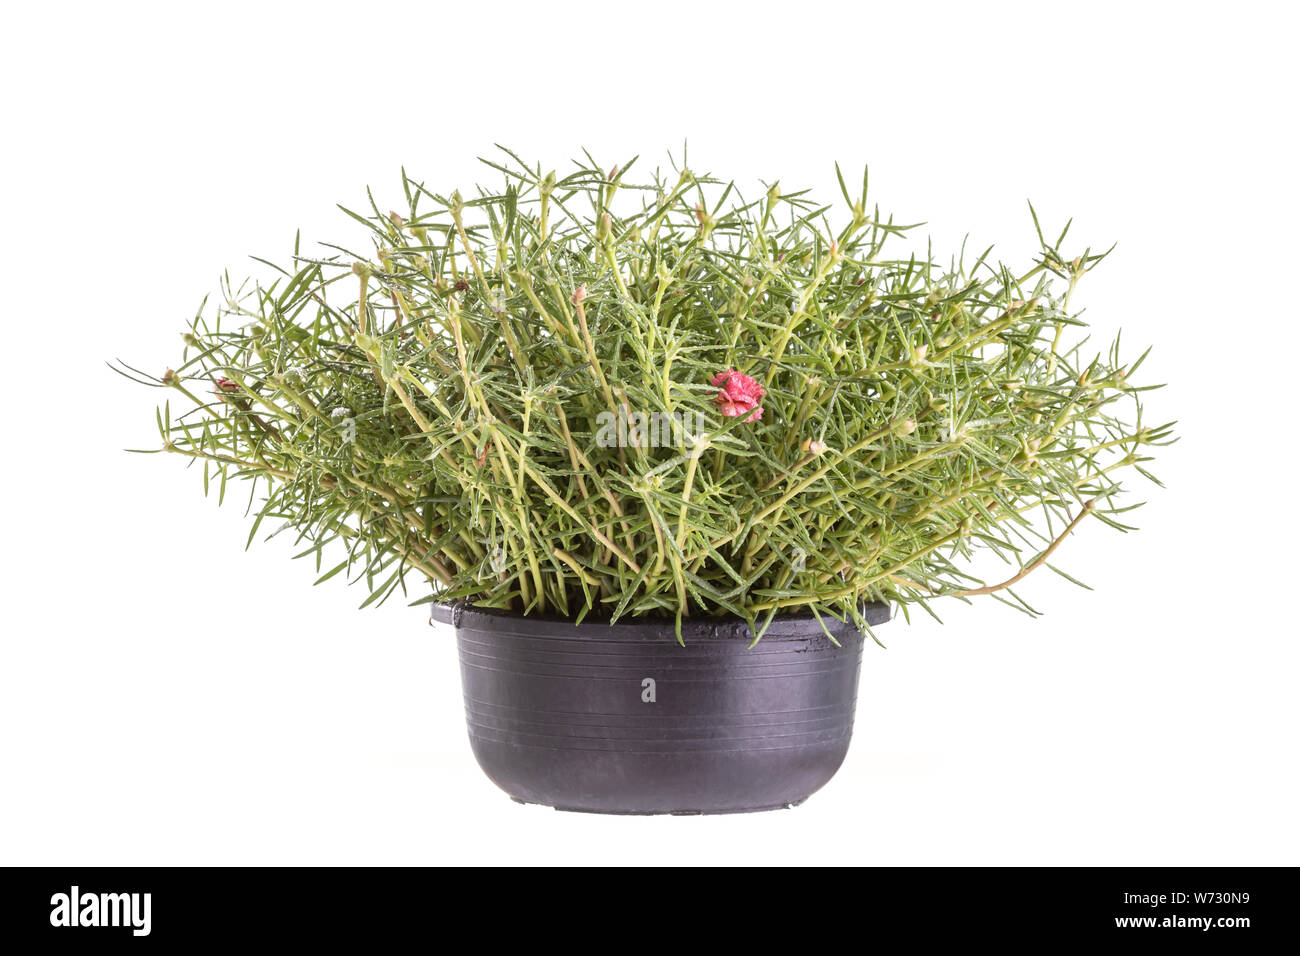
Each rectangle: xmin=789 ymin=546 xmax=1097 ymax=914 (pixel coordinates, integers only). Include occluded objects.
xmin=511 ymin=796 xmax=808 ymax=815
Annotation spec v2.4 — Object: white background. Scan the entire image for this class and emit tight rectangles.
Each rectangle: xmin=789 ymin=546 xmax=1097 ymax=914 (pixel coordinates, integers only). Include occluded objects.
xmin=2 ymin=1 xmax=1296 ymax=865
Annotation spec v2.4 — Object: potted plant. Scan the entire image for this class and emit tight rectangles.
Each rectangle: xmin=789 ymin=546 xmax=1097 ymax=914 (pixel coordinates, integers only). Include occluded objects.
xmin=120 ymin=151 xmax=1170 ymax=814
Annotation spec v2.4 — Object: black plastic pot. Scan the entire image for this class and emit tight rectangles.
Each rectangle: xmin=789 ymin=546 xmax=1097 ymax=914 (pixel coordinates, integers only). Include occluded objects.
xmin=432 ymin=602 xmax=891 ymax=814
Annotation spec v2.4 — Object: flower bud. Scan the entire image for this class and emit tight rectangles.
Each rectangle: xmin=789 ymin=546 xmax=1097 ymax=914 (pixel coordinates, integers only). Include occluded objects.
xmin=351 ymin=261 xmax=373 ymax=280
xmin=162 ymin=369 xmax=179 ymax=386
xmin=894 ymin=419 xmax=917 ymax=436
xmin=801 ymin=439 xmax=827 ymax=455
xmin=766 ymin=183 xmax=781 ymax=206
xmin=694 ymin=203 xmax=715 ymax=237
xmin=571 ymin=284 xmax=587 ymax=305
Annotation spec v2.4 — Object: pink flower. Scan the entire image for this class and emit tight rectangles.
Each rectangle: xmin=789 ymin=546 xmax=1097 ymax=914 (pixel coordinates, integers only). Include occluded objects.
xmin=711 ymin=369 xmax=765 ymax=422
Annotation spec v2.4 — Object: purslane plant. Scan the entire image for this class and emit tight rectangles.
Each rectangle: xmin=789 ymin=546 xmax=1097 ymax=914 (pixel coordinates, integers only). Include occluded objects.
xmin=119 ymin=150 xmax=1171 ymax=640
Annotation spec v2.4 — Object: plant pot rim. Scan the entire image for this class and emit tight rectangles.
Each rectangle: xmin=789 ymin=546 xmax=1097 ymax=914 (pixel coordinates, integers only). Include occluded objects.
xmin=430 ymin=599 xmax=892 ymax=640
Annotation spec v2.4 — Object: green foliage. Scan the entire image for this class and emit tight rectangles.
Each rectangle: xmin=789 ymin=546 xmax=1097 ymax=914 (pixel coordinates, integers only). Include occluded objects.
xmin=119 ymin=150 xmax=1171 ymax=638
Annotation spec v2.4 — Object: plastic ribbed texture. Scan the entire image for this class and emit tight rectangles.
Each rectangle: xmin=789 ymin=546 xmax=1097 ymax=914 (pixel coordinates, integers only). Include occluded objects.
xmin=441 ymin=603 xmax=890 ymax=814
